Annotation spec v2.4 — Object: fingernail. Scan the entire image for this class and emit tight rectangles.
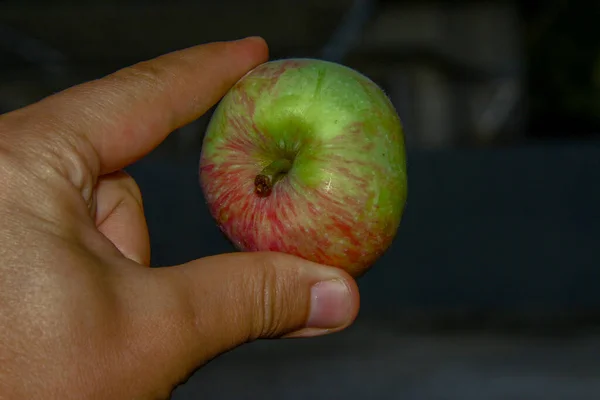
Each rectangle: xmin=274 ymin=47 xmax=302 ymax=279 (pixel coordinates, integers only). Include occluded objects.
xmin=307 ymin=279 xmax=352 ymax=329
xmin=282 ymin=278 xmax=354 ymax=339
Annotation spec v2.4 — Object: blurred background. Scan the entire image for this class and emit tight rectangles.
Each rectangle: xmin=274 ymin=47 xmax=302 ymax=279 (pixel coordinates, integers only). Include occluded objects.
xmin=1 ymin=0 xmax=600 ymax=398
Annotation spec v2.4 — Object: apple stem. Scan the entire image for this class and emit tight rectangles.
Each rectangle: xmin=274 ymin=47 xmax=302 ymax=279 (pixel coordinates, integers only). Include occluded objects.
xmin=254 ymin=158 xmax=293 ymax=197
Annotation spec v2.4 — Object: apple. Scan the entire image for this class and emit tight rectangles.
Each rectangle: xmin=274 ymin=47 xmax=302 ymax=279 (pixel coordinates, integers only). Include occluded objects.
xmin=199 ymin=58 xmax=407 ymax=277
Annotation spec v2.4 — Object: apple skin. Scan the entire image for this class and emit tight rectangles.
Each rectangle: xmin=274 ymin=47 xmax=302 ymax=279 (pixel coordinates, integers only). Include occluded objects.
xmin=199 ymin=58 xmax=407 ymax=277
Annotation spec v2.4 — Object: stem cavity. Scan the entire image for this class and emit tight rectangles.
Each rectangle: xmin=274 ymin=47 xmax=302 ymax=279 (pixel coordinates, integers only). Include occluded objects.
xmin=254 ymin=158 xmax=293 ymax=197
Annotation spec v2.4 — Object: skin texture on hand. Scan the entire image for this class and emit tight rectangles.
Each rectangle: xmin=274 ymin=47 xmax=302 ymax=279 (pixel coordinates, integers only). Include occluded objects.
xmin=0 ymin=37 xmax=359 ymax=400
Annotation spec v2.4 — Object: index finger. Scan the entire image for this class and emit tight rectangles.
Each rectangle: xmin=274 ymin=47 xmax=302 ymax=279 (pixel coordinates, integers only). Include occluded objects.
xmin=7 ymin=37 xmax=268 ymax=176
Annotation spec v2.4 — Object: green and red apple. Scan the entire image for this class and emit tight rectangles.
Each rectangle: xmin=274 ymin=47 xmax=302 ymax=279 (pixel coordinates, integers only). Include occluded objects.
xmin=199 ymin=59 xmax=407 ymax=277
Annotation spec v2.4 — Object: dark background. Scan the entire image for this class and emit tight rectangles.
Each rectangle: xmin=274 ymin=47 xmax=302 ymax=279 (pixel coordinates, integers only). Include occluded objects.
xmin=1 ymin=0 xmax=599 ymax=398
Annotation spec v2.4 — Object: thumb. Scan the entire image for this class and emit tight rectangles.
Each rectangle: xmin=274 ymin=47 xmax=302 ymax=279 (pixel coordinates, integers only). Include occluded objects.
xmin=159 ymin=251 xmax=359 ymax=365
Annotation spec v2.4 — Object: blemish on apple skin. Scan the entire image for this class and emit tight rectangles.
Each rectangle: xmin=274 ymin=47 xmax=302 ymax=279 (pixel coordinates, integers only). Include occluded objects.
xmin=325 ymin=176 xmax=332 ymax=192
xmin=219 ymin=209 xmax=230 ymax=223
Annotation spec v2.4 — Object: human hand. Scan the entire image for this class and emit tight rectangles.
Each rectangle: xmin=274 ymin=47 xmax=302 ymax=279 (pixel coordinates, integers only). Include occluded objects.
xmin=0 ymin=37 xmax=359 ymax=399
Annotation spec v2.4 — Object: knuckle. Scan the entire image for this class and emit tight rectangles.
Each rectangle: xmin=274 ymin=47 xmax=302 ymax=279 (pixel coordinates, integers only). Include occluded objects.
xmin=0 ymin=113 xmax=98 ymax=206
xmin=246 ymin=253 xmax=302 ymax=339
xmin=111 ymin=60 xmax=173 ymax=91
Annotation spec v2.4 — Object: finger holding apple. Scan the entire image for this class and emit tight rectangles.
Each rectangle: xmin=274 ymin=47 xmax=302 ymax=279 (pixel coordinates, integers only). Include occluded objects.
xmin=200 ymin=58 xmax=407 ymax=277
